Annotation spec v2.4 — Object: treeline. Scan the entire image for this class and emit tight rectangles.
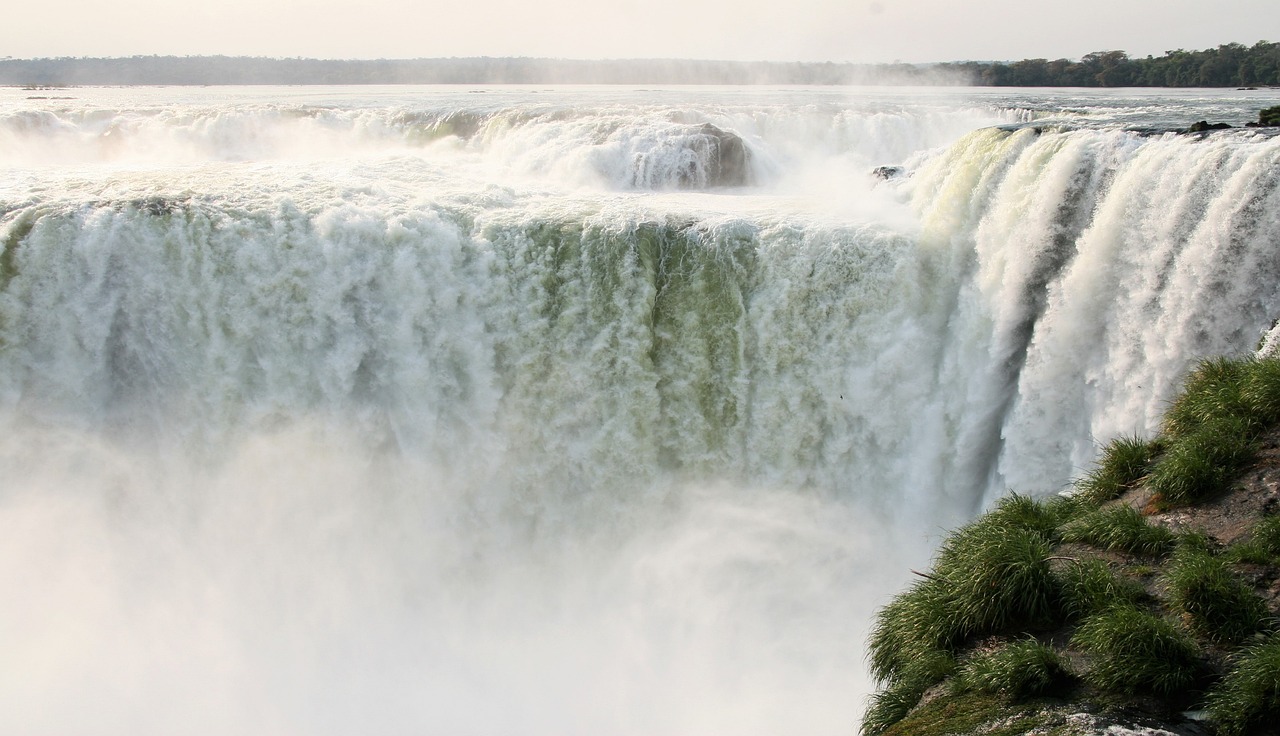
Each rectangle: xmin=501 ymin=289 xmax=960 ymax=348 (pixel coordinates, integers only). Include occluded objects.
xmin=0 ymin=56 xmax=962 ymax=86
xmin=3 ymin=44 xmax=1277 ymax=87
xmin=949 ymin=41 xmax=1280 ymax=87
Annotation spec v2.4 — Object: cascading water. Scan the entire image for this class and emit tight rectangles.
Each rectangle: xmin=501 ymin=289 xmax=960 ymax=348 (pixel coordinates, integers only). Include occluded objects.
xmin=2 ymin=85 xmax=1278 ymax=734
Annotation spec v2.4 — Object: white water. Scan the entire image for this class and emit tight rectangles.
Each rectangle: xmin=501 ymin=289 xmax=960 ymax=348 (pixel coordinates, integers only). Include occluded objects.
xmin=1 ymin=85 xmax=1278 ymax=734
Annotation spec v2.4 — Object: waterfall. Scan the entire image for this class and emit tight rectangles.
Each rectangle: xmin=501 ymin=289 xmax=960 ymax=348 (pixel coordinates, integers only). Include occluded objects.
xmin=2 ymin=86 xmax=1277 ymax=734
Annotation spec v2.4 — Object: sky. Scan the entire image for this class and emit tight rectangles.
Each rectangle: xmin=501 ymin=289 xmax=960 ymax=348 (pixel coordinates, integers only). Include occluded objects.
xmin=5 ymin=0 xmax=1278 ymax=63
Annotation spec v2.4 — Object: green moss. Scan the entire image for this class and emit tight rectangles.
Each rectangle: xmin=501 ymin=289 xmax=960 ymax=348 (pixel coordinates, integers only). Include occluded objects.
xmin=860 ymin=650 xmax=958 ymax=736
xmin=874 ymin=691 xmax=1042 ymax=736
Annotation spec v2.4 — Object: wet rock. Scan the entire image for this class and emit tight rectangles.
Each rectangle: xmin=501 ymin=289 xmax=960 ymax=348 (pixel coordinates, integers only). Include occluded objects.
xmin=696 ymin=123 xmax=750 ymax=187
xmin=871 ymin=165 xmax=906 ymax=180
xmin=1188 ymin=121 xmax=1232 ymax=132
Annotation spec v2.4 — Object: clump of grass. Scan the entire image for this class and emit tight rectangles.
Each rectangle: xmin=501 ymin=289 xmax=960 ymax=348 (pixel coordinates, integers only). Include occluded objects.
xmin=868 ymin=579 xmax=954 ymax=683
xmin=1226 ymin=516 xmax=1280 ymax=564
xmin=1162 ymin=357 xmax=1253 ymax=438
xmin=931 ymin=522 xmax=1060 ymax=638
xmin=1205 ymin=635 xmax=1280 ymax=736
xmin=861 ymin=649 xmax=957 ymax=736
xmin=1146 ymin=414 xmax=1257 ymax=507
xmin=1076 ymin=435 xmax=1161 ymax=505
xmin=868 ymin=496 xmax=1063 ymax=699
xmin=1163 ymin=547 xmax=1270 ymax=644
xmin=1058 ymin=559 xmax=1146 ymax=621
xmin=1240 ymin=358 xmax=1280 ymax=426
xmin=957 ymin=639 xmax=1075 ymax=700
xmin=1071 ymin=606 xmax=1202 ymax=697
xmin=977 ymin=493 xmax=1066 ymax=541
xmin=1061 ymin=506 xmax=1176 ymax=556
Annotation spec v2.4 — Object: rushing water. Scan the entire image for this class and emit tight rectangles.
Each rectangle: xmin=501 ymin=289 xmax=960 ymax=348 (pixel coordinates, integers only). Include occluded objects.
xmin=2 ymin=84 xmax=1278 ymax=734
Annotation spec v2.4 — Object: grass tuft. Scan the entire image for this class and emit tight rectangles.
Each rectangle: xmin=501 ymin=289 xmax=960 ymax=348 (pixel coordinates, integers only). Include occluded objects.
xmin=1075 ymin=434 xmax=1161 ymax=505
xmin=1163 ymin=547 xmax=1270 ymax=644
xmin=977 ymin=493 xmax=1065 ymax=541
xmin=1070 ymin=606 xmax=1202 ymax=697
xmin=1162 ymin=357 xmax=1252 ymax=438
xmin=1146 ymin=414 xmax=1257 ymax=507
xmin=868 ymin=580 xmax=954 ymax=683
xmin=1061 ymin=506 xmax=1176 ymax=556
xmin=1058 ymin=559 xmax=1145 ymax=621
xmin=1226 ymin=516 xmax=1280 ymax=564
xmin=1240 ymin=358 xmax=1280 ymax=426
xmin=868 ymin=496 xmax=1062 ymax=692
xmin=1205 ymin=635 xmax=1280 ymax=736
xmin=956 ymin=639 xmax=1074 ymax=700
xmin=932 ymin=522 xmax=1060 ymax=639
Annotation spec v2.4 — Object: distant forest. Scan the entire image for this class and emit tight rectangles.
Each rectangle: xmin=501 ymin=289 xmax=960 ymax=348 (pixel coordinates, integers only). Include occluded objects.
xmin=945 ymin=41 xmax=1280 ymax=87
xmin=2 ymin=42 xmax=1277 ymax=86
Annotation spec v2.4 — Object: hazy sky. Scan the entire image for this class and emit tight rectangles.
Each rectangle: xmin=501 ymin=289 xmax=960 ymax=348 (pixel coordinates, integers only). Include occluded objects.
xmin=7 ymin=0 xmax=1278 ymax=63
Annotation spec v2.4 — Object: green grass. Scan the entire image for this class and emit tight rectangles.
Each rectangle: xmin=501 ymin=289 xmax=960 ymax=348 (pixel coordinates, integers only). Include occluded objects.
xmin=1205 ymin=635 xmax=1280 ymax=736
xmin=868 ymin=579 xmax=955 ymax=683
xmin=1163 ymin=547 xmax=1270 ymax=644
xmin=1162 ymin=357 xmax=1253 ymax=438
xmin=1061 ymin=506 xmax=1176 ymax=556
xmin=1240 ymin=358 xmax=1280 ymax=426
xmin=870 ymin=496 xmax=1063 ymax=684
xmin=868 ymin=522 xmax=1059 ymax=679
xmin=1070 ymin=606 xmax=1202 ymax=697
xmin=1075 ymin=434 xmax=1161 ymax=505
xmin=860 ymin=649 xmax=957 ymax=736
xmin=931 ymin=521 xmax=1060 ymax=638
xmin=1226 ymin=516 xmax=1280 ymax=564
xmin=957 ymin=639 xmax=1075 ymax=700
xmin=1147 ymin=414 xmax=1257 ymax=507
xmin=976 ymin=493 xmax=1068 ymax=541
xmin=1058 ymin=559 xmax=1146 ymax=621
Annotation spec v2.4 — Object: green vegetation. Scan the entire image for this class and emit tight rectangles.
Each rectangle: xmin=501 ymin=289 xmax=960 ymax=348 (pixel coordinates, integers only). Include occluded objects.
xmin=1164 ymin=548 xmax=1270 ymax=644
xmin=1075 ymin=434 xmax=1160 ymax=505
xmin=1226 ymin=516 xmax=1280 ymax=564
xmin=1061 ymin=506 xmax=1175 ymax=556
xmin=1206 ymin=636 xmax=1280 ymax=736
xmin=3 ymin=43 xmax=1279 ymax=87
xmin=862 ymin=355 xmax=1280 ymax=735
xmin=956 ymin=639 xmax=1075 ymax=700
xmin=1058 ymin=559 xmax=1145 ymax=620
xmin=1070 ymin=606 xmax=1202 ymax=696
xmin=868 ymin=496 xmax=1061 ymax=686
xmin=940 ymin=42 xmax=1280 ymax=87
xmin=1148 ymin=415 xmax=1258 ymax=506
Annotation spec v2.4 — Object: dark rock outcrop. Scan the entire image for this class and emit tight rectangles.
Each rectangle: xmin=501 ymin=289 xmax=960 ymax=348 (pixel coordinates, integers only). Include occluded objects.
xmin=1188 ymin=120 xmax=1232 ymax=132
xmin=871 ymin=165 xmax=906 ymax=180
xmin=696 ymin=124 xmax=750 ymax=187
